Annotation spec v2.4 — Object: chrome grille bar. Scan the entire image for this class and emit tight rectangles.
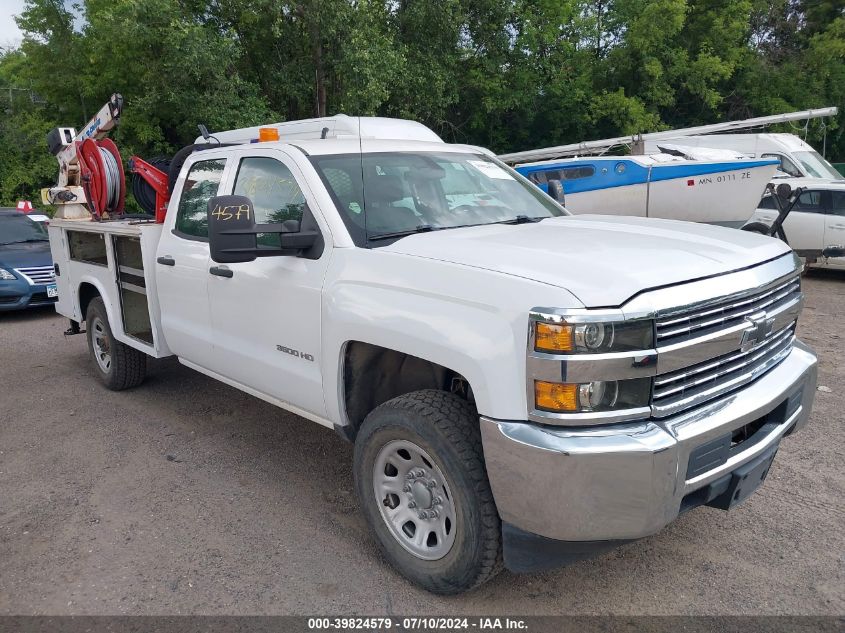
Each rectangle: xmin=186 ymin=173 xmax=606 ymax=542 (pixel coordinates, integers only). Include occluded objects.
xmin=652 ymin=326 xmax=795 ymax=417
xmin=656 ymin=274 xmax=800 ymax=344
xmin=14 ymin=266 xmax=56 ymax=285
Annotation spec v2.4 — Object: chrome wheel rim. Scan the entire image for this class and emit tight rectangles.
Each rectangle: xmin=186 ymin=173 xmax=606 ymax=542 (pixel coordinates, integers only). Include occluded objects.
xmin=372 ymin=439 xmax=457 ymax=560
xmin=91 ymin=316 xmax=111 ymax=373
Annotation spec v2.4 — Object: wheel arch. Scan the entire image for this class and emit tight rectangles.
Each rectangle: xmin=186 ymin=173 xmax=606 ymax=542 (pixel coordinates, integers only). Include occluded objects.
xmin=78 ymin=281 xmax=102 ymax=320
xmin=76 ymin=277 xmax=122 ymax=337
xmin=338 ymin=341 xmax=480 ymax=441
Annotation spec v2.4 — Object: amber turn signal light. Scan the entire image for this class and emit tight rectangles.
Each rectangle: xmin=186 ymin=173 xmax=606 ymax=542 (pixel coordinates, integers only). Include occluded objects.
xmin=535 ymin=322 xmax=573 ymax=352
xmin=534 ymin=381 xmax=578 ymax=412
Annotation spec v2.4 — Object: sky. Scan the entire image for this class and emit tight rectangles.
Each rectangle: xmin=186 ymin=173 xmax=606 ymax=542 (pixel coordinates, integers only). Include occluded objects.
xmin=0 ymin=0 xmax=83 ymax=50
xmin=0 ymin=0 xmax=26 ymax=49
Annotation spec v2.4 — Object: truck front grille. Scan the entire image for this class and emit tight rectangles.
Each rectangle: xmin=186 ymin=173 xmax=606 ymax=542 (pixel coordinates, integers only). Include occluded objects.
xmin=652 ymin=271 xmax=801 ymax=417
xmin=655 ymin=274 xmax=800 ymax=346
xmin=14 ymin=265 xmax=55 ymax=286
xmin=652 ymin=325 xmax=795 ymax=417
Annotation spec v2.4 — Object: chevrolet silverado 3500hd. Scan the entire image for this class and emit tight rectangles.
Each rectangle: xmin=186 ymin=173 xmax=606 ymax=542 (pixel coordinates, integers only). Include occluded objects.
xmin=47 ymin=116 xmax=818 ymax=594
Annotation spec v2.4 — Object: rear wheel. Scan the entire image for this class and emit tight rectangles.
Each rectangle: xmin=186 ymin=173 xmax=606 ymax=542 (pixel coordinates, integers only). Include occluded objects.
xmin=353 ymin=389 xmax=502 ymax=594
xmin=86 ymin=297 xmax=146 ymax=390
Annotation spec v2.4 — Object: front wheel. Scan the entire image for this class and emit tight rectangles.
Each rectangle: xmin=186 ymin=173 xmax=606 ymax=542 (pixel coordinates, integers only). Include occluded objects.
xmin=353 ymin=390 xmax=502 ymax=594
xmin=86 ymin=297 xmax=147 ymax=390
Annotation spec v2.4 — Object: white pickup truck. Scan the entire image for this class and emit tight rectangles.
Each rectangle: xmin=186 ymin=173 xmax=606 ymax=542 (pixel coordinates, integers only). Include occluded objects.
xmin=47 ymin=116 xmax=818 ymax=594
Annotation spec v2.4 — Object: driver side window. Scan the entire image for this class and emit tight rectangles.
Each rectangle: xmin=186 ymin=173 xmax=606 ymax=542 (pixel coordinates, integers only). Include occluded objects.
xmin=233 ymin=157 xmax=308 ymax=246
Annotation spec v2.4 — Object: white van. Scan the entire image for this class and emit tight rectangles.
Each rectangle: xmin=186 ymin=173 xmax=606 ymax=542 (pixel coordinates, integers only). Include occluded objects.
xmin=645 ymin=133 xmax=844 ymax=181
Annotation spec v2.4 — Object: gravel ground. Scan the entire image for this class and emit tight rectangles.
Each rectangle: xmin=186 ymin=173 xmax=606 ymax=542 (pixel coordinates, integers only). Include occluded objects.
xmin=0 ymin=270 xmax=843 ymax=616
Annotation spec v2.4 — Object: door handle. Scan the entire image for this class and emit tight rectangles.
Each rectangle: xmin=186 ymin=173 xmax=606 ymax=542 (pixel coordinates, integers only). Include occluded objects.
xmin=832 ymin=224 xmax=845 ymax=229
xmin=157 ymin=256 xmax=175 ymax=266
xmin=209 ymin=265 xmax=233 ymax=278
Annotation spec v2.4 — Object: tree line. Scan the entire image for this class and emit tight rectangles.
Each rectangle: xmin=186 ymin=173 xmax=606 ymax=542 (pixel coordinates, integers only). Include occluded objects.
xmin=1 ymin=0 xmax=843 ymax=207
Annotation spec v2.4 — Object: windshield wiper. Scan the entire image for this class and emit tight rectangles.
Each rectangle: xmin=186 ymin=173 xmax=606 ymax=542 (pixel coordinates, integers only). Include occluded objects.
xmin=496 ymin=214 xmax=545 ymax=225
xmin=367 ymin=224 xmax=436 ymax=242
xmin=367 ymin=216 xmax=545 ymax=242
xmin=2 ymin=238 xmax=49 ymax=244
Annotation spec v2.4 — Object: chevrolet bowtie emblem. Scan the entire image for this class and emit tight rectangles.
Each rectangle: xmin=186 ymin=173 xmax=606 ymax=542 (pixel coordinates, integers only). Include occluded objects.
xmin=741 ymin=312 xmax=775 ymax=351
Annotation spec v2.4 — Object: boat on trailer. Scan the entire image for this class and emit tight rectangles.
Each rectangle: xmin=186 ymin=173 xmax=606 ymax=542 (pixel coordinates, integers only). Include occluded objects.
xmin=502 ymin=107 xmax=837 ymax=226
xmin=514 ymin=154 xmax=778 ymax=227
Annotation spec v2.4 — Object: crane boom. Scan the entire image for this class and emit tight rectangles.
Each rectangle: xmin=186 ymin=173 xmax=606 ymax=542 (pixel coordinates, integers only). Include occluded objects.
xmin=498 ymin=106 xmax=839 ymax=164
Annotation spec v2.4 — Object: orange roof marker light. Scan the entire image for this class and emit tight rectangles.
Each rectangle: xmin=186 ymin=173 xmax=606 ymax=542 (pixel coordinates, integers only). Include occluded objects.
xmin=258 ymin=127 xmax=280 ymax=142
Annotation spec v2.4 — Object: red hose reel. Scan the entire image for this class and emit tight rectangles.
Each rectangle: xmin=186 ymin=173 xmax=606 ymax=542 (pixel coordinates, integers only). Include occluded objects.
xmin=78 ymin=137 xmax=126 ymax=219
xmin=78 ymin=138 xmax=171 ymax=223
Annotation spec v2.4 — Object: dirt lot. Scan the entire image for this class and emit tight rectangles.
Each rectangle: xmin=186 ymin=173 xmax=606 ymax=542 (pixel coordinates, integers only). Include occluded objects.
xmin=0 ymin=270 xmax=843 ymax=616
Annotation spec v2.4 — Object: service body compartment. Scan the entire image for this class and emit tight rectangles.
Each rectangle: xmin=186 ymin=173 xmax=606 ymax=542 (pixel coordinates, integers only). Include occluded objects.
xmin=48 ymin=218 xmax=172 ymax=358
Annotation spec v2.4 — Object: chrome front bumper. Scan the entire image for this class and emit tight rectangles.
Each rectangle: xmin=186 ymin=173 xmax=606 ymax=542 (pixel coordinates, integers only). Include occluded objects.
xmin=480 ymin=340 xmax=818 ymax=542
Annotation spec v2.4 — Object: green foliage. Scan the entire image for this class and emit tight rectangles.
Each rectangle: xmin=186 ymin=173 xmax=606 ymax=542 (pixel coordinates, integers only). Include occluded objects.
xmin=0 ymin=107 xmax=59 ymax=206
xmin=0 ymin=0 xmax=843 ymax=208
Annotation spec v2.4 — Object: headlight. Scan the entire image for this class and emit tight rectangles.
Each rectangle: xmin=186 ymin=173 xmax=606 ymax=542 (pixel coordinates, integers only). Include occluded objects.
xmin=534 ymin=320 xmax=653 ymax=354
xmin=0 ymin=268 xmax=16 ymax=281
xmin=529 ymin=311 xmax=656 ymax=422
xmin=534 ymin=378 xmax=651 ymax=413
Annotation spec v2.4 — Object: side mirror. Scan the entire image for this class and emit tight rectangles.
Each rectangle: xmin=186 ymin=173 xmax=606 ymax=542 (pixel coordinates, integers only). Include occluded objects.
xmin=547 ymin=179 xmax=565 ymax=205
xmin=207 ymin=195 xmax=319 ymax=263
xmin=208 ymin=195 xmax=257 ymax=263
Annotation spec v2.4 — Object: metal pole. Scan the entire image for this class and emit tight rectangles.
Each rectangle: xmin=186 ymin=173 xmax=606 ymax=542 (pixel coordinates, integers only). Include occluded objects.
xmin=499 ymin=107 xmax=840 ymax=163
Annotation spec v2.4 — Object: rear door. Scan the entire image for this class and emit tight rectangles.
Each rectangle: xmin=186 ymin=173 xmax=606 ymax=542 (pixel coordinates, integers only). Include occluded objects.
xmin=782 ymin=189 xmax=827 ymax=252
xmin=206 ymin=148 xmax=331 ymax=418
xmin=824 ymin=191 xmax=845 ymax=269
xmin=156 ymin=155 xmax=230 ymax=368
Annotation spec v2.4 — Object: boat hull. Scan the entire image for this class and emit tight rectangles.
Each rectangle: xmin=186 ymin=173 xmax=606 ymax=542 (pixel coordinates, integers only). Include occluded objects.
xmin=518 ymin=159 xmax=778 ymax=226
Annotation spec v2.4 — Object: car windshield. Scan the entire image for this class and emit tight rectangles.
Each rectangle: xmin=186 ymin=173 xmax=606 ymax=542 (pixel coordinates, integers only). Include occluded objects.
xmin=310 ymin=152 xmax=565 ymax=245
xmin=793 ymin=150 xmax=844 ymax=180
xmin=0 ymin=213 xmax=49 ymax=245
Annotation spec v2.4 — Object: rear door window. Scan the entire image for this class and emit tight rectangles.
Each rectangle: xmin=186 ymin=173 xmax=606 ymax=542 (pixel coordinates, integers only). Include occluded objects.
xmin=830 ymin=191 xmax=845 ymax=217
xmin=757 ymin=195 xmax=777 ymax=210
xmin=793 ymin=190 xmax=826 ymax=214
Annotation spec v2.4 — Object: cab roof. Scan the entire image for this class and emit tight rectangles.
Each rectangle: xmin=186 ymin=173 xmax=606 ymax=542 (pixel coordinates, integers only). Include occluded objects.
xmin=246 ymin=138 xmax=493 ymax=157
xmin=198 ymin=114 xmax=444 ymax=146
xmin=295 ymin=138 xmax=493 ymax=157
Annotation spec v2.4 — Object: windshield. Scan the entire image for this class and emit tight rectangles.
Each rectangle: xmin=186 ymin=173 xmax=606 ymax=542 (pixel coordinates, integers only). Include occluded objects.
xmin=0 ymin=213 xmax=49 ymax=245
xmin=793 ymin=150 xmax=844 ymax=180
xmin=310 ymin=152 xmax=565 ymax=245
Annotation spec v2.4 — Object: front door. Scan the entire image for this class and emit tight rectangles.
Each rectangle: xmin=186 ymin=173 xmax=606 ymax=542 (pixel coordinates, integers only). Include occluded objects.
xmin=156 ymin=156 xmax=228 ymax=369
xmin=206 ymin=150 xmax=331 ymax=418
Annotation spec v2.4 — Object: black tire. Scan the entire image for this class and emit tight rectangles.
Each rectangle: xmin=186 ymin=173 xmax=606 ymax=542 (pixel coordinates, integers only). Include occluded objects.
xmin=353 ymin=389 xmax=502 ymax=594
xmin=742 ymin=222 xmax=772 ymax=235
xmin=85 ymin=297 xmax=147 ymax=390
